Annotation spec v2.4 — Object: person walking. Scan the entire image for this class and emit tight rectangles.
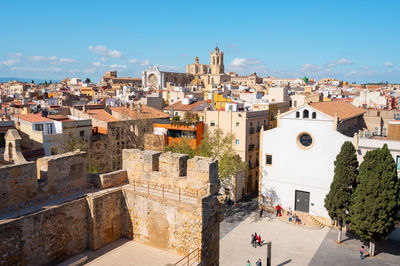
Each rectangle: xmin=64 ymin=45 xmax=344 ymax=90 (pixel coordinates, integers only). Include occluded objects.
xmin=259 ymin=208 xmax=264 ymax=218
xmin=258 ymin=235 xmax=262 ymax=246
xmin=246 ymin=260 xmax=252 ymax=266
xmin=360 ymin=245 xmax=365 ymax=260
xmin=256 ymin=258 xmax=262 ymax=266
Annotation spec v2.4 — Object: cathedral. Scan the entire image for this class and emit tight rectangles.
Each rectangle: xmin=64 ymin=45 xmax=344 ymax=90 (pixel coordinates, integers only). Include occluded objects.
xmin=186 ymin=46 xmax=230 ymax=87
xmin=142 ymin=46 xmax=259 ymax=89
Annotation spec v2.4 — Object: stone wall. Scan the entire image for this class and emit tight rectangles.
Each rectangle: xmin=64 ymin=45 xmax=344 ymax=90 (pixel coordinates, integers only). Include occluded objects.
xmin=99 ymin=170 xmax=127 ymax=189
xmin=122 ymin=149 xmax=218 ymax=193
xmin=0 ymin=161 xmax=37 ymax=209
xmin=36 ymin=151 xmax=87 ymax=194
xmin=0 ymin=198 xmax=87 ymax=266
xmin=0 ymin=149 xmax=221 ymax=266
xmin=87 ymin=189 xmax=127 ymax=250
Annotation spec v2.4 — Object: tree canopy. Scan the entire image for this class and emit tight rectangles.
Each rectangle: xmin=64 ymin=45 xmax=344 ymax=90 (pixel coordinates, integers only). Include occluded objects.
xmin=325 ymin=141 xmax=359 ymax=224
xmin=350 ymin=144 xmax=399 ymax=243
xmin=165 ymin=128 xmax=246 ymax=182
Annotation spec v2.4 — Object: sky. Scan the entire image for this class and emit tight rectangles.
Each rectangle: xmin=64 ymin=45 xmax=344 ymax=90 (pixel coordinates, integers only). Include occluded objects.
xmin=0 ymin=0 xmax=399 ymax=83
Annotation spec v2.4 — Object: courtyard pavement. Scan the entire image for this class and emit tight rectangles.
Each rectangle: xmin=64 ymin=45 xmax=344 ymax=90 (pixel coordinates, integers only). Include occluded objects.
xmin=58 ymin=238 xmax=182 ymax=266
xmin=310 ymin=227 xmax=400 ymax=266
xmin=219 ymin=199 xmax=400 ymax=266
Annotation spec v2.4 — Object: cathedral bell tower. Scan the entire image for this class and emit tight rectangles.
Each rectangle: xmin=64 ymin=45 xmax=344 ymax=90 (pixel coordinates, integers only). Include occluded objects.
xmin=210 ymin=46 xmax=224 ymax=75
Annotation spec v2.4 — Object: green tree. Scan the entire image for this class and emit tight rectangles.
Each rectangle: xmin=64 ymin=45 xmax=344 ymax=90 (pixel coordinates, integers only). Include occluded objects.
xmin=303 ymin=76 xmax=309 ymax=84
xmin=85 ymin=78 xmax=91 ymax=83
xmin=325 ymin=141 xmax=359 ymax=243
xmin=164 ymin=128 xmax=246 ymax=198
xmin=350 ymin=144 xmax=399 ymax=256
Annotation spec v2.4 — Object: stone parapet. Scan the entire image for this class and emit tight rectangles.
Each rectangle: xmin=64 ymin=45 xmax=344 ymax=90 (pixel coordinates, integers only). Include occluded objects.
xmin=122 ymin=149 xmax=218 ymax=195
xmin=36 ymin=151 xmax=87 ymax=194
xmin=99 ymin=170 xmax=127 ymax=189
xmin=0 ymin=161 xmax=37 ymax=209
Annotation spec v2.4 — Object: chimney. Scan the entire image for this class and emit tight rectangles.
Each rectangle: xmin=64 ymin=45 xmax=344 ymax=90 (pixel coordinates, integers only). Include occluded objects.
xmin=333 ymin=113 xmax=338 ymax=131
xmin=83 ymin=104 xmax=87 ymax=113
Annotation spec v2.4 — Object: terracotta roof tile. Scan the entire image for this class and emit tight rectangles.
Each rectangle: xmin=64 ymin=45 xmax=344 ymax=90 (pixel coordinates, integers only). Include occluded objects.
xmin=110 ymin=105 xmax=169 ymax=120
xmin=87 ymin=109 xmax=118 ymax=123
xmin=13 ymin=113 xmax=53 ymax=123
xmin=164 ymin=100 xmax=211 ymax=111
xmin=310 ymin=101 xmax=365 ymax=120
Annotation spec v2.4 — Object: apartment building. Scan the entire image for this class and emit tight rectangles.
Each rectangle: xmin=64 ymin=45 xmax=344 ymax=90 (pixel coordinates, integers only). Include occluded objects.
xmin=204 ymin=107 xmax=273 ymax=198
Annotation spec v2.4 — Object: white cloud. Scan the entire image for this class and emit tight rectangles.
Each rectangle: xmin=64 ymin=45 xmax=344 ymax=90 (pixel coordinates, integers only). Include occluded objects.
xmin=1 ymin=59 xmax=20 ymax=66
xmin=29 ymin=55 xmax=55 ymax=62
xmin=93 ymin=61 xmax=105 ymax=67
xmin=88 ymin=45 xmax=123 ymax=58
xmin=384 ymin=62 xmax=394 ymax=68
xmin=10 ymin=66 xmax=62 ymax=72
xmin=229 ymin=58 xmax=262 ymax=68
xmin=59 ymin=58 xmax=77 ymax=63
xmin=84 ymin=68 xmax=97 ymax=74
xmin=327 ymin=58 xmax=353 ymax=67
xmin=300 ymin=64 xmax=323 ymax=72
xmin=8 ymin=53 xmax=23 ymax=58
xmin=141 ymin=59 xmax=150 ymax=66
xmin=27 ymin=56 xmax=76 ymax=64
xmin=129 ymin=58 xmax=138 ymax=63
xmin=100 ymin=57 xmax=107 ymax=62
xmin=110 ymin=64 xmax=127 ymax=70
xmin=158 ymin=65 xmax=178 ymax=71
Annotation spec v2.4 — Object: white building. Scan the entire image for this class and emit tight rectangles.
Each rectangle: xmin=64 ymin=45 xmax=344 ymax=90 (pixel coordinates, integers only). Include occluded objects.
xmin=260 ymin=102 xmax=365 ymax=218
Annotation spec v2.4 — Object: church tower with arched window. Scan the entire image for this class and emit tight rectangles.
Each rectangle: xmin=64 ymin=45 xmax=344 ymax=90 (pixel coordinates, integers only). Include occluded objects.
xmin=210 ymin=46 xmax=224 ymax=75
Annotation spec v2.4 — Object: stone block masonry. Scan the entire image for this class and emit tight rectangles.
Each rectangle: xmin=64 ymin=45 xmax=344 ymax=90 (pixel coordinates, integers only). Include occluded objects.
xmin=0 ymin=150 xmax=87 ymax=211
xmin=0 ymin=149 xmax=221 ymax=266
xmin=0 ymin=198 xmax=88 ymax=266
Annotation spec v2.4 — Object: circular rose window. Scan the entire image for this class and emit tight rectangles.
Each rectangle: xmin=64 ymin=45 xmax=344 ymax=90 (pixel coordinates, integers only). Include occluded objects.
xmin=297 ymin=133 xmax=313 ymax=149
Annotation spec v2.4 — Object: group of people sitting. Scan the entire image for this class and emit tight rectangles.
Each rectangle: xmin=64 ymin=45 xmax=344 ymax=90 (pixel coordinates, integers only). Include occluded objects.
xmin=286 ymin=208 xmax=302 ymax=225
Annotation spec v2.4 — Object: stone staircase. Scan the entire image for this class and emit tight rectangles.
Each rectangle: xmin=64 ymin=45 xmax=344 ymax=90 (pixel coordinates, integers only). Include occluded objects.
xmin=278 ymin=210 xmax=325 ymax=229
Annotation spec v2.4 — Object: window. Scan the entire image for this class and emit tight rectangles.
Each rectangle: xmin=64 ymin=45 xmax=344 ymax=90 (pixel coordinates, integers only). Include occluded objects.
xmin=396 ymin=156 xmax=400 ymax=171
xmin=266 ymin=154 xmax=272 ymax=165
xmin=235 ymin=139 xmax=240 ymax=145
xmin=303 ymin=109 xmax=309 ymax=118
xmin=236 ymin=122 xmax=240 ymax=127
xmin=80 ymin=130 xmax=85 ymax=137
xmin=312 ymin=112 xmax=316 ymax=119
xmin=296 ymin=111 xmax=300 ymax=118
xmin=45 ymin=124 xmax=53 ymax=135
xmin=35 ymin=124 xmax=43 ymax=131
xmin=298 ymin=133 xmax=313 ymax=148
xmin=210 ymin=120 xmax=215 ymax=127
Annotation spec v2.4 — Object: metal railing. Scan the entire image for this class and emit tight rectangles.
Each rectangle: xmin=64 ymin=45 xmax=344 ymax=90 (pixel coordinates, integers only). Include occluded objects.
xmin=131 ymin=179 xmax=207 ymax=200
xmin=175 ymin=248 xmax=200 ymax=266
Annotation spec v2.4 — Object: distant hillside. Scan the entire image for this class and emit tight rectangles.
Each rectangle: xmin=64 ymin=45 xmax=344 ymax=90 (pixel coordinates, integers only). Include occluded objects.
xmin=0 ymin=77 xmax=60 ymax=84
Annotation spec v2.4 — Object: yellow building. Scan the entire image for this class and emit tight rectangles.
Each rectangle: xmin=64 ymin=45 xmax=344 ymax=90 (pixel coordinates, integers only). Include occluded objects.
xmin=203 ymin=91 xmax=232 ymax=109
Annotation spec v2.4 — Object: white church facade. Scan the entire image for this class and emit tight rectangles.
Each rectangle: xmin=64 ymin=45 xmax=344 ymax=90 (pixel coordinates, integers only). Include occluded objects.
xmin=260 ymin=102 xmax=365 ymax=218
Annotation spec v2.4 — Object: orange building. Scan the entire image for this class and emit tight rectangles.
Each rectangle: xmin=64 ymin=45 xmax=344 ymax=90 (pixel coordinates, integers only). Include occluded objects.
xmin=152 ymin=121 xmax=204 ymax=148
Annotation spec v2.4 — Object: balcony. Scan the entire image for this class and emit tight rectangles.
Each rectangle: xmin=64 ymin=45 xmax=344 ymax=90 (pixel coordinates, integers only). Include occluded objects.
xmin=248 ymin=144 xmax=255 ymax=151
xmin=256 ymin=126 xmax=262 ymax=132
xmin=249 ymin=127 xmax=255 ymax=134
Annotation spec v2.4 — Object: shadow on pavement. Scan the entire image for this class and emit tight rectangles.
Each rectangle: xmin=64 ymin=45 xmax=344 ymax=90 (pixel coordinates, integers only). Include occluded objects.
xmin=277 ymin=259 xmax=292 ymax=266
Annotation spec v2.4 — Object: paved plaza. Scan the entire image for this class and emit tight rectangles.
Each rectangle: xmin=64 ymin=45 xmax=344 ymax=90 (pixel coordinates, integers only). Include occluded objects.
xmin=220 ymin=199 xmax=400 ymax=266
xmin=220 ymin=211 xmax=329 ymax=266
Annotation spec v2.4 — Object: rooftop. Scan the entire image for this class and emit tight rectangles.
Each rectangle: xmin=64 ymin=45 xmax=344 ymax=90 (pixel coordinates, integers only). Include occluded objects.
xmin=110 ymin=105 xmax=169 ymax=120
xmin=310 ymin=101 xmax=365 ymax=121
xmin=164 ymin=100 xmax=211 ymax=111
xmin=12 ymin=113 xmax=53 ymax=123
